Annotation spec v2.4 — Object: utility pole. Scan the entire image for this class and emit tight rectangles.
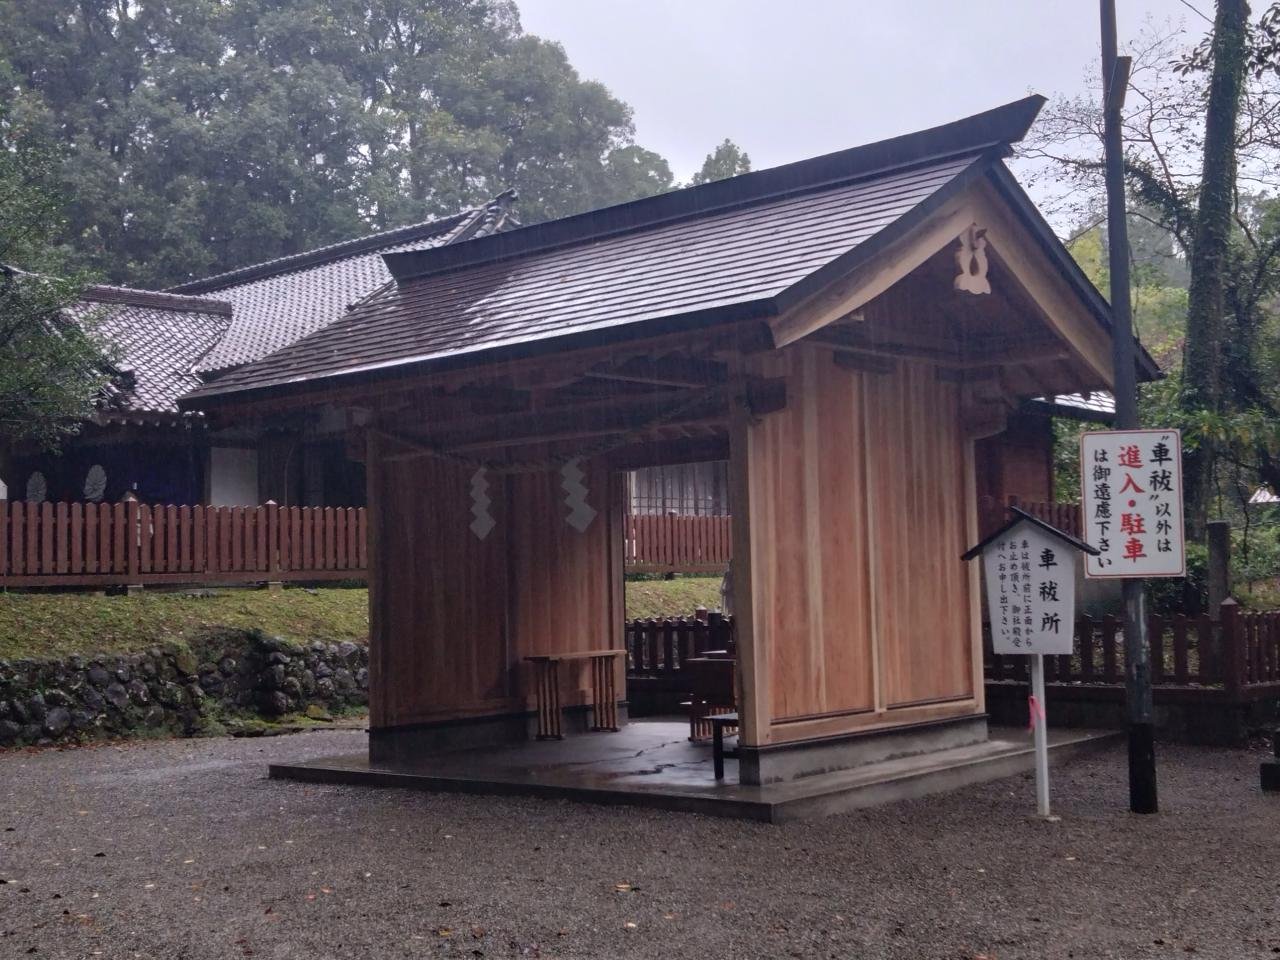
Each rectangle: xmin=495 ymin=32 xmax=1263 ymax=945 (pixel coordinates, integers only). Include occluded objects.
xmin=1100 ymin=0 xmax=1158 ymax=814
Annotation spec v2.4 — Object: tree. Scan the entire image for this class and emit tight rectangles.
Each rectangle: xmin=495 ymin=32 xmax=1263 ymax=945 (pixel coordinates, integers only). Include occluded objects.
xmin=1182 ymin=0 xmax=1250 ymax=539
xmin=0 ymin=106 xmax=111 ymax=451
xmin=0 ymin=0 xmax=675 ymax=288
xmin=691 ymin=139 xmax=751 ymax=185
xmin=1023 ymin=6 xmax=1280 ymax=538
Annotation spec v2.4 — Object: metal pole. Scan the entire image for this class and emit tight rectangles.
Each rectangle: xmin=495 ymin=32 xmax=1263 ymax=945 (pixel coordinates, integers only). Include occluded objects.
xmin=1101 ymin=0 xmax=1158 ymax=814
xmin=1030 ymin=654 xmax=1050 ymax=817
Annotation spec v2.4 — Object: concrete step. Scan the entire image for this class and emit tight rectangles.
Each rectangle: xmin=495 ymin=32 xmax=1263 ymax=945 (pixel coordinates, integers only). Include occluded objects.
xmin=269 ymin=725 xmax=1120 ymax=822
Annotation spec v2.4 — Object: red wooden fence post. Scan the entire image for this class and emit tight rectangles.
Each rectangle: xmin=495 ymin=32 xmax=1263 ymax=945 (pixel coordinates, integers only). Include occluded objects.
xmin=125 ymin=497 xmax=141 ymax=588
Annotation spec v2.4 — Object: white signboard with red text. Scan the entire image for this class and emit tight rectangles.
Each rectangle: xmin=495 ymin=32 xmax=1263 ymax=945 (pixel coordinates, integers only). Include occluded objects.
xmin=1081 ymin=428 xmax=1185 ymax=579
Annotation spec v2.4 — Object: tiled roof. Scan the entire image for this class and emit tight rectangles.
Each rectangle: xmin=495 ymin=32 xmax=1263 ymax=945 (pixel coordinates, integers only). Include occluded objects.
xmin=183 ymin=97 xmax=1055 ymax=405
xmin=190 ymin=157 xmax=985 ymax=399
xmin=75 ymin=286 xmax=233 ymax=416
xmin=1026 ymin=391 xmax=1117 ymax=422
xmin=170 ymin=196 xmax=515 ymax=375
xmin=1052 ymin=391 xmax=1116 ymax=415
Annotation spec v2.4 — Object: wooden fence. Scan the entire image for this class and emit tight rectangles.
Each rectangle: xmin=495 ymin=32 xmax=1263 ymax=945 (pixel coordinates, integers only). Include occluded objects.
xmin=624 ymin=513 xmax=731 ymax=573
xmin=625 ymin=611 xmax=735 ymax=713
xmin=623 ymin=600 xmax=1280 ymax=723
xmin=0 ymin=501 xmax=367 ymax=588
xmin=985 ymin=600 xmax=1280 ymax=703
xmin=623 ymin=495 xmax=1074 ymax=572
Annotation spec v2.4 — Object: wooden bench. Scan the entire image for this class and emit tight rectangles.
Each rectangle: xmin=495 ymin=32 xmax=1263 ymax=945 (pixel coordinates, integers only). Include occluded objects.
xmin=709 ymin=711 xmax=740 ymax=781
xmin=524 ymin=650 xmax=626 ymax=740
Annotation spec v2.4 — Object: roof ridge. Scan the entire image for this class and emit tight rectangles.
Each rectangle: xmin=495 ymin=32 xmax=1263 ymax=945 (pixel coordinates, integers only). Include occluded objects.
xmin=383 ymin=96 xmax=1045 ymax=284
xmin=83 ymin=284 xmax=233 ymax=316
xmin=168 ymin=193 xmax=515 ymax=295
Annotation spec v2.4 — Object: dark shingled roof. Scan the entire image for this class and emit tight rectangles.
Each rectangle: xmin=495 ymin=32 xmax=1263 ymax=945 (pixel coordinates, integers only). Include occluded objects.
xmin=183 ymin=97 xmax=1066 ymax=407
xmin=169 ymin=196 xmax=516 ymax=375
xmin=74 ymin=286 xmax=233 ymax=417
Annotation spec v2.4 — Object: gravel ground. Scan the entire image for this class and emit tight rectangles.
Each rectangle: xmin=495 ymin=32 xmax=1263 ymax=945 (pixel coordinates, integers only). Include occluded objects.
xmin=1 ymin=730 xmax=1278 ymax=960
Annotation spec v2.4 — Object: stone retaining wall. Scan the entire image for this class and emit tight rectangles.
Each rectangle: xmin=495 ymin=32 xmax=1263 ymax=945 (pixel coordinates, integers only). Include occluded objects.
xmin=0 ymin=630 xmax=368 ymax=747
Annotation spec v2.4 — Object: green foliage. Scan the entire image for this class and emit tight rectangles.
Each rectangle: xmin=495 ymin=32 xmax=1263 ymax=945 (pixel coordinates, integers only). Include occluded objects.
xmin=690 ymin=139 xmax=751 ymax=185
xmin=1051 ymin=417 xmax=1087 ymax=503
xmin=1145 ymin=541 xmax=1207 ymax=616
xmin=0 ymin=586 xmax=369 ymax=661
xmin=0 ymin=0 xmax=676 ymax=288
xmin=1233 ymin=519 xmax=1280 ymax=589
xmin=624 ymin=575 xmax=722 ymax=620
xmin=0 ymin=104 xmax=111 ymax=450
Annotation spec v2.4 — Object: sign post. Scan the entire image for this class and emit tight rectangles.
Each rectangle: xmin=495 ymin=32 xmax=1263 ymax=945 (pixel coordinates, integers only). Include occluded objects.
xmin=963 ymin=508 xmax=1099 ymax=817
xmin=1029 ymin=653 xmax=1049 ymax=816
xmin=1100 ymin=0 xmax=1164 ymax=815
xmin=1081 ymin=427 xmax=1185 ymax=814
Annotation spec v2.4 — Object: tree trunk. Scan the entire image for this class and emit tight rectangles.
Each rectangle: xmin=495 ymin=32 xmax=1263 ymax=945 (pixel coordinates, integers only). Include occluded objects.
xmin=1182 ymin=0 xmax=1250 ymax=541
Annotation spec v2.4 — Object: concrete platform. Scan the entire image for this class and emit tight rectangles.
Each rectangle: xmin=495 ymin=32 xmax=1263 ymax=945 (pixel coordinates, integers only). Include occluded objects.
xmin=269 ymin=720 xmax=1120 ymax=822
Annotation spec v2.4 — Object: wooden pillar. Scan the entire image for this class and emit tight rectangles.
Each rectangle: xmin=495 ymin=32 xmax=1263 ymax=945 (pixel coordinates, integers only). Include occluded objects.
xmin=609 ymin=471 xmax=627 ymax=708
xmin=964 ymin=436 xmax=986 ymax=714
xmin=1207 ymin=520 xmax=1231 ymax=616
xmin=728 ymin=360 xmax=768 ymax=748
xmin=364 ymin=430 xmax=387 ymax=728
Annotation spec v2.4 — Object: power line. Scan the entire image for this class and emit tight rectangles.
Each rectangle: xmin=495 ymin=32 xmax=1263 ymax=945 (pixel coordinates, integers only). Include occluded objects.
xmin=1176 ymin=0 xmax=1214 ymax=24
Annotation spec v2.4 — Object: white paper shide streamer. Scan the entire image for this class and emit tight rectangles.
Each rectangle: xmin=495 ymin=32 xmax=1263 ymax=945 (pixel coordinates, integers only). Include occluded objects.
xmin=560 ymin=458 xmax=597 ymax=532
xmin=469 ymin=467 xmax=495 ymax=540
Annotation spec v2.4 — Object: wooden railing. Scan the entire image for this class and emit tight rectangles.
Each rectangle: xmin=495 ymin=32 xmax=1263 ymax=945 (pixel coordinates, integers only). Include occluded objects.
xmin=626 ymin=612 xmax=736 ymax=675
xmin=984 ymin=601 xmax=1280 ymax=701
xmin=623 ymin=601 xmax=1280 ymax=714
xmin=0 ymin=501 xmax=367 ymax=587
xmin=624 ymin=612 xmax=735 ymax=714
xmin=624 ymin=514 xmax=732 ymax=573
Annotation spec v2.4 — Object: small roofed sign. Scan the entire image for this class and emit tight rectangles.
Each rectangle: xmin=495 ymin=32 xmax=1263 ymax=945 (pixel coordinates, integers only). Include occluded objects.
xmin=1080 ymin=428 xmax=1185 ymax=579
xmin=963 ymin=509 xmax=1098 ymax=657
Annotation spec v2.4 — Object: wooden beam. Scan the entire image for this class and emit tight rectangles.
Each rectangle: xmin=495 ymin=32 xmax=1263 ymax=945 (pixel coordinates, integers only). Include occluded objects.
xmin=808 ymin=324 xmax=962 ymax=361
xmin=814 ymin=323 xmax=1069 ymax=375
xmin=586 ymin=355 xmax=727 ymax=388
xmin=607 ymin=435 xmax=730 ymax=469
xmin=745 ymin=377 xmax=787 ymax=417
xmin=770 ymin=196 xmax=980 ymax=347
xmin=380 ymin=389 xmax=726 ymax=459
xmin=968 ymin=181 xmax=1114 ymax=385
xmin=456 ymin=384 xmax=531 ymax=415
xmin=193 ymin=320 xmax=765 ymax=421
xmin=833 ymin=352 xmax=896 ymax=375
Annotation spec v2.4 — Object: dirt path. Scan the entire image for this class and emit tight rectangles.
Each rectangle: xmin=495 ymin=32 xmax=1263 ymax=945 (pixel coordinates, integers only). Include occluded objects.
xmin=1 ymin=730 xmax=1277 ymax=959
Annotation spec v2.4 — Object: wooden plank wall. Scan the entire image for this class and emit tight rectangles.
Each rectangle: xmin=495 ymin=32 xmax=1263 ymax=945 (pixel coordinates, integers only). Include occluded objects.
xmin=739 ymin=343 xmax=978 ymax=745
xmin=370 ymin=453 xmax=620 ymax=730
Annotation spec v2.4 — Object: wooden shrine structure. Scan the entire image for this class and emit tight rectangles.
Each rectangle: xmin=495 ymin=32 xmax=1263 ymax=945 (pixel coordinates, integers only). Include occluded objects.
xmin=184 ymin=97 xmax=1156 ymax=785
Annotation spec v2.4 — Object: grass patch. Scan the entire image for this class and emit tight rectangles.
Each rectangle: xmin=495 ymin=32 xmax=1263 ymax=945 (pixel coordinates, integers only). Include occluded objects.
xmin=0 ymin=577 xmax=718 ymax=661
xmin=0 ymin=586 xmax=369 ymax=661
xmin=625 ymin=575 xmax=723 ymax=620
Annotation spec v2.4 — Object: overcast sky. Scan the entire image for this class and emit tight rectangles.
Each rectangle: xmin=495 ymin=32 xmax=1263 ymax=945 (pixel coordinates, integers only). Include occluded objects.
xmin=516 ymin=0 xmax=1207 ymax=183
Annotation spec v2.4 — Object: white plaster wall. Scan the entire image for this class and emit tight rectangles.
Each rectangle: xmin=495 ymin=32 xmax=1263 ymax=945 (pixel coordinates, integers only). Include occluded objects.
xmin=209 ymin=447 xmax=259 ymax=506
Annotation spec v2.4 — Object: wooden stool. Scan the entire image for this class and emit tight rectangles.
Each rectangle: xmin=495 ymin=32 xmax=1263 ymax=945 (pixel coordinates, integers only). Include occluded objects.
xmin=709 ymin=711 xmax=740 ymax=780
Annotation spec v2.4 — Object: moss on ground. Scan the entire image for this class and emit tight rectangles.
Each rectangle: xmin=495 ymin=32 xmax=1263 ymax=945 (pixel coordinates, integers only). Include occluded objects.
xmin=0 ymin=576 xmax=719 ymax=661
xmin=0 ymin=586 xmax=369 ymax=661
xmin=624 ymin=575 xmax=723 ymax=620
